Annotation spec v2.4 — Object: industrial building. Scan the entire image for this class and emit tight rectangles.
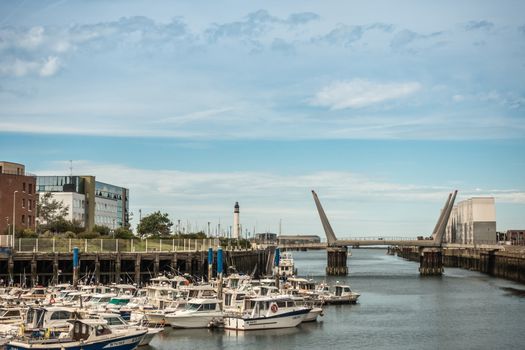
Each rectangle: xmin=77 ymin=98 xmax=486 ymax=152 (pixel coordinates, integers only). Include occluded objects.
xmin=445 ymin=197 xmax=496 ymax=244
xmin=278 ymin=235 xmax=321 ymax=245
xmin=37 ymin=175 xmax=129 ymax=232
xmin=0 ymin=161 xmax=37 ymax=235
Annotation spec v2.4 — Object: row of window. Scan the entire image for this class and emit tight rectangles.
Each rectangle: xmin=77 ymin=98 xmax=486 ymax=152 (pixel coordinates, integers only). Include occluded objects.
xmin=73 ymin=199 xmax=86 ymax=209
xmin=95 ymin=215 xmax=119 ymax=227
xmin=21 ymin=182 xmax=34 ymax=194
xmin=21 ymin=214 xmax=33 ymax=226
xmin=96 ymin=202 xmax=118 ymax=212
xmin=21 ymin=198 xmax=33 ymax=210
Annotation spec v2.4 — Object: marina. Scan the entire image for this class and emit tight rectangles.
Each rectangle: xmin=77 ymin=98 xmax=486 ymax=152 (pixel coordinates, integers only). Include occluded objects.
xmin=1 ymin=249 xmax=525 ymax=349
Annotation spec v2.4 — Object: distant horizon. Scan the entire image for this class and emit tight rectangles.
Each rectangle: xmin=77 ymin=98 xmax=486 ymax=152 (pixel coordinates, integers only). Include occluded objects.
xmin=1 ymin=1 xmax=524 ymax=236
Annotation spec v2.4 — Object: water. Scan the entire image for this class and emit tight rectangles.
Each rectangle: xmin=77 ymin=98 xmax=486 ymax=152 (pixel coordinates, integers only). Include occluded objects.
xmin=148 ymin=249 xmax=525 ymax=350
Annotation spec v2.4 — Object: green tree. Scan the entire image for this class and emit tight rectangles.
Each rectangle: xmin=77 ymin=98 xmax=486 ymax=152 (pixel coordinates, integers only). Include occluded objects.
xmin=92 ymin=225 xmax=111 ymax=236
xmin=113 ymin=227 xmax=135 ymax=239
xmin=137 ymin=211 xmax=173 ymax=238
xmin=36 ymin=192 xmax=69 ymax=233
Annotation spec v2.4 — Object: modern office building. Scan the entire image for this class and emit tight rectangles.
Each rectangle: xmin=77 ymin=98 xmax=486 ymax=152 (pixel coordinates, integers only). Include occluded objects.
xmin=37 ymin=175 xmax=129 ymax=231
xmin=0 ymin=161 xmax=37 ymax=235
xmin=445 ymin=197 xmax=496 ymax=244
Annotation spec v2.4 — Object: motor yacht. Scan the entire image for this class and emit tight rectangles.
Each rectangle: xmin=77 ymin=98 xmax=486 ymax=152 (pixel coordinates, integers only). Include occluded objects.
xmin=163 ymin=298 xmax=223 ymax=329
xmin=223 ymin=295 xmax=310 ymax=331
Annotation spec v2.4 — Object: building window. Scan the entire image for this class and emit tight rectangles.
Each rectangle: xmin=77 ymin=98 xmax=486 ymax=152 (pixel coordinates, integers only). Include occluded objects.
xmin=29 ymin=183 xmax=33 ymax=194
xmin=23 ymin=182 xmax=26 ymax=192
xmin=22 ymin=198 xmax=26 ymax=208
xmin=21 ymin=215 xmax=25 ymax=224
xmin=28 ymin=215 xmax=32 ymax=226
xmin=28 ymin=199 xmax=32 ymax=210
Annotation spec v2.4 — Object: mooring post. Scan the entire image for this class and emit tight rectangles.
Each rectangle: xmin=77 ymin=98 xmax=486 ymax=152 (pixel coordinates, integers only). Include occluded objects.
xmin=207 ymin=247 xmax=213 ymax=282
xmin=217 ymin=247 xmax=223 ymax=302
xmin=73 ymin=246 xmax=79 ymax=287
xmin=134 ymin=254 xmax=141 ymax=286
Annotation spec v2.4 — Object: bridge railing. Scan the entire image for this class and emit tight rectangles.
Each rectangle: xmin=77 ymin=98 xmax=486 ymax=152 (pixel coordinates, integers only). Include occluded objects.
xmin=13 ymin=238 xmax=253 ymax=253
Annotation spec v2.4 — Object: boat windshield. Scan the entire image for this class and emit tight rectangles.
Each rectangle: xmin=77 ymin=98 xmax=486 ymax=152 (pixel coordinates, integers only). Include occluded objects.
xmin=103 ymin=316 xmax=126 ymax=326
xmin=185 ymin=303 xmax=202 ymax=311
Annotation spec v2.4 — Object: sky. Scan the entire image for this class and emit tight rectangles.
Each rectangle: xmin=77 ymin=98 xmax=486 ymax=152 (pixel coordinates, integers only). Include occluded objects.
xmin=1 ymin=0 xmax=524 ymax=238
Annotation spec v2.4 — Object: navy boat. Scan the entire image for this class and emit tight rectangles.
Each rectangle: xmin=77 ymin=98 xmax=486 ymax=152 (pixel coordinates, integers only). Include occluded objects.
xmin=6 ymin=319 xmax=146 ymax=350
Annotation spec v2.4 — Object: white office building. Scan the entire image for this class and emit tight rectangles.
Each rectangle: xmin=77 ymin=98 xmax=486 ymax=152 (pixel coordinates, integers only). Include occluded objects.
xmin=445 ymin=197 xmax=496 ymax=244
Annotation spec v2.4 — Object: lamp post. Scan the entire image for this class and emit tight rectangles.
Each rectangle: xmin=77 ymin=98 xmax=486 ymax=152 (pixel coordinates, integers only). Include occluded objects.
xmin=12 ymin=191 xmax=18 ymax=249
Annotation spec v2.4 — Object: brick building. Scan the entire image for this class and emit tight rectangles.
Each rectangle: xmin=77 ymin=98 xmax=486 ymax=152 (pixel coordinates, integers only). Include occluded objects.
xmin=0 ymin=161 xmax=37 ymax=235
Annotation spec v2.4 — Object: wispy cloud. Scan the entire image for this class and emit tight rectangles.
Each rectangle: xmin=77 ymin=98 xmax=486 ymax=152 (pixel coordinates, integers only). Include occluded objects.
xmin=311 ymin=79 xmax=422 ymax=110
xmin=464 ymin=20 xmax=494 ymax=31
xmin=35 ymin=161 xmax=525 ymax=235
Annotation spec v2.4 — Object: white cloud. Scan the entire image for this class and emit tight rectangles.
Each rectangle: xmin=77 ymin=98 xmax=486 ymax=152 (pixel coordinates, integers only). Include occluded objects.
xmin=39 ymin=56 xmax=60 ymax=77
xmin=0 ymin=56 xmax=61 ymax=77
xmin=311 ymin=79 xmax=422 ymax=109
xmin=35 ymin=161 xmax=525 ymax=236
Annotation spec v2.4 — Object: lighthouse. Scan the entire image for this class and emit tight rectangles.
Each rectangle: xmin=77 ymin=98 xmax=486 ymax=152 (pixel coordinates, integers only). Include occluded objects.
xmin=233 ymin=202 xmax=240 ymax=239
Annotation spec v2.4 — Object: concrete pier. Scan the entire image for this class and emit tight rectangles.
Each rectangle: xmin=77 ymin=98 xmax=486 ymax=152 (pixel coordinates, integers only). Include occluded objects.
xmin=419 ymin=248 xmax=443 ymax=275
xmin=326 ymin=246 xmax=348 ymax=276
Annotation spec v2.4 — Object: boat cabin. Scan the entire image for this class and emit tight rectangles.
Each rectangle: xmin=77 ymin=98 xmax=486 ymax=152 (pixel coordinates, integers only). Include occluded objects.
xmin=25 ymin=306 xmax=75 ymax=331
xmin=21 ymin=287 xmax=47 ymax=300
xmin=184 ymin=298 xmax=222 ymax=312
xmin=0 ymin=307 xmax=24 ymax=324
xmin=69 ymin=319 xmax=112 ymax=341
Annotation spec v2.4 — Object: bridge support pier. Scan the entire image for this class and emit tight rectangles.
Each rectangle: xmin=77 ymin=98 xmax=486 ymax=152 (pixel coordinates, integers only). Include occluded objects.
xmin=326 ymin=246 xmax=348 ymax=276
xmin=419 ymin=248 xmax=443 ymax=275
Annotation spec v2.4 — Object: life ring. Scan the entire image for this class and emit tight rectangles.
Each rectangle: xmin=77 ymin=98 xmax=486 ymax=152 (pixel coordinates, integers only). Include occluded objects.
xmin=270 ymin=304 xmax=278 ymax=313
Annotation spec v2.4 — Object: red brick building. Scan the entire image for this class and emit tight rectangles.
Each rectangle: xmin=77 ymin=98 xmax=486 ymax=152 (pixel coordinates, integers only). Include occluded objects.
xmin=0 ymin=161 xmax=37 ymax=236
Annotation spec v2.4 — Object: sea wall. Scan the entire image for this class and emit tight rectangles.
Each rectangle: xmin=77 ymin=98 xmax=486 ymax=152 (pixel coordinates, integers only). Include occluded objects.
xmin=396 ymin=246 xmax=525 ymax=284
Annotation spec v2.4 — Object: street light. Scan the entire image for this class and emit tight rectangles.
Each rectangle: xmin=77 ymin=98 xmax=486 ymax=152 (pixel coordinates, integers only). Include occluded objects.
xmin=12 ymin=191 xmax=18 ymax=249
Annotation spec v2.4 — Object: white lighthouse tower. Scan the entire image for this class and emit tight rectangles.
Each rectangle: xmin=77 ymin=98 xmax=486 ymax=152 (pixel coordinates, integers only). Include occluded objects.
xmin=233 ymin=202 xmax=240 ymax=239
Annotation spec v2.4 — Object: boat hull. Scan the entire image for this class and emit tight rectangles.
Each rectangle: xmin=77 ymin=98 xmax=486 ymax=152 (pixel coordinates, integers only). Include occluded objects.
xmin=303 ymin=307 xmax=323 ymax=322
xmin=164 ymin=313 xmax=223 ymax=329
xmin=223 ymin=309 xmax=309 ymax=331
xmin=7 ymin=331 xmax=146 ymax=350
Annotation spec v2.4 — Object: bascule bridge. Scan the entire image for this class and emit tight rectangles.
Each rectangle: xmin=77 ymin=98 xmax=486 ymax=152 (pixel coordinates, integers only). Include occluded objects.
xmin=311 ymin=190 xmax=458 ymax=276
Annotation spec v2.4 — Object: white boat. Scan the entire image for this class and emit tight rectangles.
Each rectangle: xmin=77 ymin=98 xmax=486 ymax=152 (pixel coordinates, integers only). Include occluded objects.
xmin=319 ymin=284 xmax=360 ymax=304
xmin=24 ymin=306 xmax=76 ymax=333
xmin=6 ymin=319 xmax=146 ymax=350
xmin=0 ymin=307 xmax=25 ymax=325
xmin=95 ymin=312 xmax=163 ymax=347
xmin=223 ymin=295 xmax=310 ymax=331
xmin=278 ymin=252 xmax=296 ymax=277
xmin=164 ymin=298 xmax=223 ymax=329
xmin=20 ymin=287 xmax=48 ymax=302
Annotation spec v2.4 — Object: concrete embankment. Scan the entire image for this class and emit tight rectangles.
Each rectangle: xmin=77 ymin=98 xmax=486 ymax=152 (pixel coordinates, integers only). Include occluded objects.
xmin=396 ymin=246 xmax=525 ymax=284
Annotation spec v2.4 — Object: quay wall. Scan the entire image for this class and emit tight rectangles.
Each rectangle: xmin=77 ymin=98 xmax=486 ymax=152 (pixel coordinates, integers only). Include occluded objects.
xmin=396 ymin=246 xmax=525 ymax=283
xmin=0 ymin=244 xmax=271 ymax=287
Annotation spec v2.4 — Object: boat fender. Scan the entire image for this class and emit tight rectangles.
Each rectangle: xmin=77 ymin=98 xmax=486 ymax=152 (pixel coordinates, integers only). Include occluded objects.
xmin=50 ymin=297 xmax=55 ymax=304
xmin=271 ymin=303 xmax=278 ymax=313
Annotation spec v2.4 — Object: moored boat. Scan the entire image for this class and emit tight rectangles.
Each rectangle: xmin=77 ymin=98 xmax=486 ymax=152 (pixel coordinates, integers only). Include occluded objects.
xmin=223 ymin=295 xmax=310 ymax=331
xmin=164 ymin=298 xmax=223 ymax=329
xmin=6 ymin=319 xmax=147 ymax=350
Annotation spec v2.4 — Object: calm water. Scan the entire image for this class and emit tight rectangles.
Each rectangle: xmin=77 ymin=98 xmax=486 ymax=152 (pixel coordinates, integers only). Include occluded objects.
xmin=147 ymin=249 xmax=525 ymax=350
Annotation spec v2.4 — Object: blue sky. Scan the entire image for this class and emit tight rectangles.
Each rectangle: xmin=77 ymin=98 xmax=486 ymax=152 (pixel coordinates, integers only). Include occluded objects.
xmin=1 ymin=0 xmax=524 ymax=237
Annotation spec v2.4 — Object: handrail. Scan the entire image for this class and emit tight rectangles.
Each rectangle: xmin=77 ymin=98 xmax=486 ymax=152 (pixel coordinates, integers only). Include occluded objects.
xmin=10 ymin=238 xmax=254 ymax=253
